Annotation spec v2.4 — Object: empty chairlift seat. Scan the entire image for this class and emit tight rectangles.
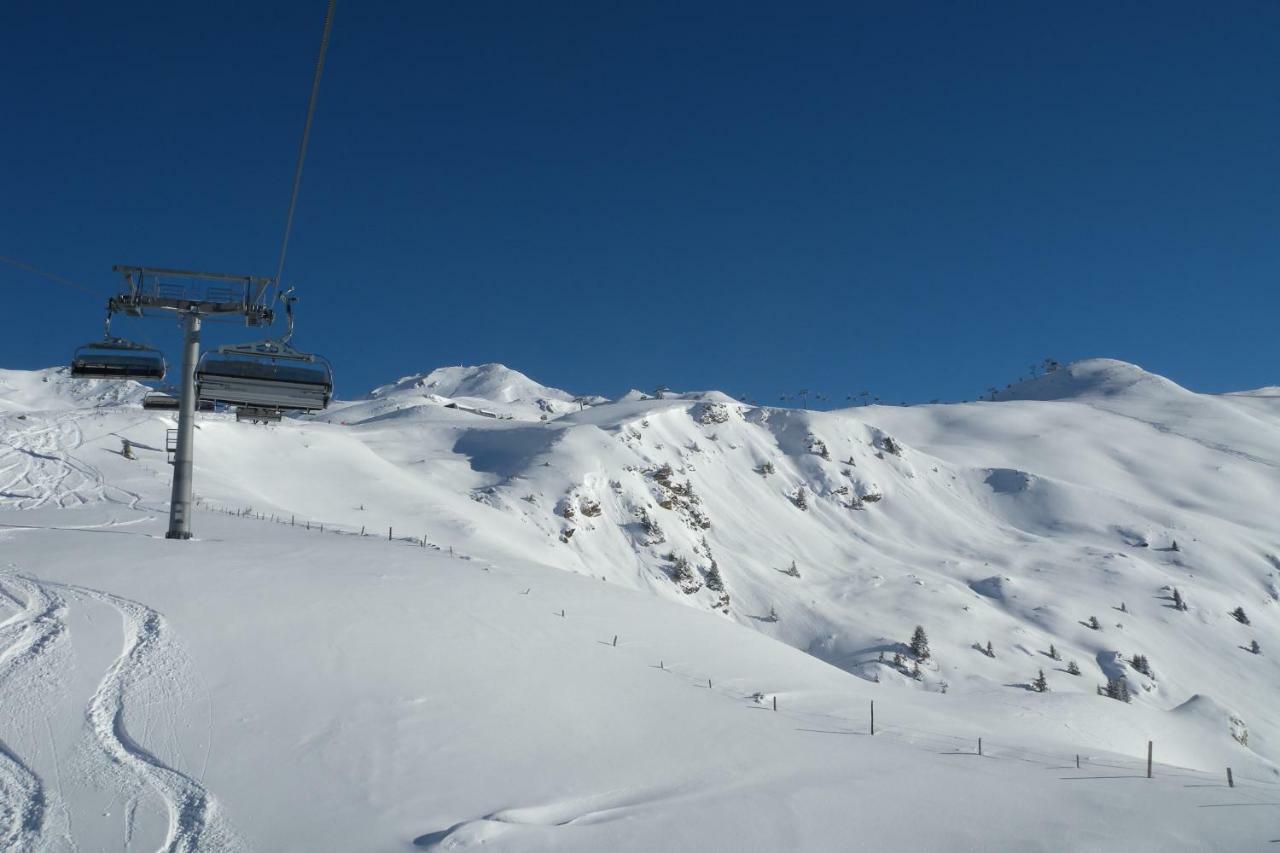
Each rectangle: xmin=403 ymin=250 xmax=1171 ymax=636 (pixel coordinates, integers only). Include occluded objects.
xmin=196 ymin=350 xmax=332 ymax=412
xmin=142 ymin=392 xmax=180 ymax=411
xmin=71 ymin=340 xmax=166 ymax=381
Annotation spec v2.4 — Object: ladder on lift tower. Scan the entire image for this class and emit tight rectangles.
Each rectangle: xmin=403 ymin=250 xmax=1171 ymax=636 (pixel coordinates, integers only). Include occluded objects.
xmin=166 ymin=429 xmax=178 ymax=465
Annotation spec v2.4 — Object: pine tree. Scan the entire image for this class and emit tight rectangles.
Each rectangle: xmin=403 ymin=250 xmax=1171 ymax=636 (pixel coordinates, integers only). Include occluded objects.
xmin=911 ymin=660 xmax=921 ymax=679
xmin=1231 ymin=606 xmax=1250 ymax=625
xmin=793 ymin=485 xmax=809 ymax=510
xmin=1087 ymin=616 xmax=1101 ymax=630
xmin=985 ymin=640 xmax=995 ymax=658
xmin=1066 ymin=660 xmax=1081 ymax=676
xmin=892 ymin=651 xmax=904 ymax=668
xmin=1131 ymin=654 xmax=1151 ymax=677
xmin=784 ymin=560 xmax=801 ymax=578
xmin=1048 ymin=643 xmax=1060 ymax=660
xmin=910 ymin=626 xmax=931 ymax=661
xmin=768 ymin=605 xmax=779 ymax=622
xmin=1249 ymin=639 xmax=1261 ymax=655
xmin=1032 ymin=669 xmax=1049 ymax=693
xmin=1119 ymin=602 xmax=1127 ymax=613
xmin=1171 ymin=540 xmax=1179 ymax=552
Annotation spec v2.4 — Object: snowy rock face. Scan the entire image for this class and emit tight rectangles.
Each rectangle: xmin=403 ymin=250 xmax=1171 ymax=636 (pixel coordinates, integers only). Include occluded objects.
xmin=3 ymin=358 xmax=1279 ymax=788
xmin=0 ymin=366 xmax=147 ymax=412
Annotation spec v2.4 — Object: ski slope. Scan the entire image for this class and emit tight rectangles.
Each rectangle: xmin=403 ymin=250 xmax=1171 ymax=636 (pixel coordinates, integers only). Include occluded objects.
xmin=0 ymin=359 xmax=1277 ymax=851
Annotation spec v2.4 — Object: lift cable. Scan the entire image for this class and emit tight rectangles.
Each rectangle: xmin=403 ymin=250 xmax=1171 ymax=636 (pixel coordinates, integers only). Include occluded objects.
xmin=274 ymin=0 xmax=338 ymax=291
xmin=0 ymin=254 xmax=99 ymax=299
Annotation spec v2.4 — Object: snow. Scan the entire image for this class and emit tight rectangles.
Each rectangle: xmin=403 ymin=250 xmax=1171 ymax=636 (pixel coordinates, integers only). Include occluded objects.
xmin=1 ymin=359 xmax=1277 ymax=851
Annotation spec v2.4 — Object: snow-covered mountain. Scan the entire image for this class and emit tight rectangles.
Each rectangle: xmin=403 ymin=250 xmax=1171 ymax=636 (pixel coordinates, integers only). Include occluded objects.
xmin=1 ymin=358 xmax=1277 ymax=851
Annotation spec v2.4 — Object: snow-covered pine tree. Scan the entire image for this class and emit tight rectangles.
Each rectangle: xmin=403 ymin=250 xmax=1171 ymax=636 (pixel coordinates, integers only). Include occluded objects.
xmin=1231 ymin=606 xmax=1250 ymax=625
xmin=1066 ymin=660 xmax=1081 ymax=675
xmin=1172 ymin=588 xmax=1186 ymax=610
xmin=985 ymin=641 xmax=995 ymax=658
xmin=1048 ymin=643 xmax=1060 ymax=660
xmin=1249 ymin=639 xmax=1261 ymax=655
xmin=1087 ymin=615 xmax=1101 ymax=630
xmin=1131 ymin=654 xmax=1151 ymax=677
xmin=1032 ymin=670 xmax=1049 ymax=693
xmin=910 ymin=626 xmax=930 ymax=661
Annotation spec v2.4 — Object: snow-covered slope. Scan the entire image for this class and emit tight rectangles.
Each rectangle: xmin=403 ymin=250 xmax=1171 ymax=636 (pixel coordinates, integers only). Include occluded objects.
xmin=328 ymin=363 xmax=600 ymax=424
xmin=1 ymin=359 xmax=1278 ymax=851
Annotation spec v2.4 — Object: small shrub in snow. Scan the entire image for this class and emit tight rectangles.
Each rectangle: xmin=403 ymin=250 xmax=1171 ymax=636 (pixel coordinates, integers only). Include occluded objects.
xmin=979 ymin=641 xmax=994 ymax=658
xmin=767 ymin=605 xmax=779 ymax=622
xmin=1231 ymin=606 xmax=1250 ymax=625
xmin=1087 ymin=616 xmax=1101 ymax=630
xmin=782 ymin=560 xmax=801 ymax=578
xmin=1032 ymin=670 xmax=1049 ymax=693
xmin=910 ymin=625 xmax=931 ymax=661
xmin=1249 ymin=639 xmax=1261 ymax=654
xmin=756 ymin=461 xmax=774 ymax=477
xmin=1172 ymin=588 xmax=1188 ymax=611
xmin=1099 ymin=677 xmax=1131 ymax=703
xmin=892 ymin=651 xmax=905 ymax=668
xmin=1066 ymin=660 xmax=1082 ymax=676
xmin=1118 ymin=602 xmax=1127 ymax=613
xmin=881 ymin=435 xmax=903 ymax=456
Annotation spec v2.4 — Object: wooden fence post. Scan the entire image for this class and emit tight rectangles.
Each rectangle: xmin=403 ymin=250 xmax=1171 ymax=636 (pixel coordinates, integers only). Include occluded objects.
xmin=773 ymin=696 xmax=777 ymax=712
xmin=388 ymin=526 xmax=393 ymax=541
xmin=1227 ymin=767 xmax=1234 ymax=788
xmin=871 ymin=700 xmax=875 ymax=735
xmin=612 ymin=635 xmax=618 ymax=647
xmin=1147 ymin=741 xmax=1153 ymax=778
xmin=978 ymin=737 xmax=983 ymax=756
xmin=1076 ymin=754 xmax=1080 ymax=769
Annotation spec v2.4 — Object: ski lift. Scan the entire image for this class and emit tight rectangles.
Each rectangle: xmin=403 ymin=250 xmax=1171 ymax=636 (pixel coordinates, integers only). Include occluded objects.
xmin=236 ymin=406 xmax=283 ymax=424
xmin=194 ymin=291 xmax=332 ymax=412
xmin=71 ymin=310 xmax=167 ymax=381
xmin=142 ymin=392 xmax=180 ymax=411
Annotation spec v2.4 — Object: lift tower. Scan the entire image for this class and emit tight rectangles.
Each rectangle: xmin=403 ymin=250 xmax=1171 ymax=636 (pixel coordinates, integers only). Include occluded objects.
xmin=109 ymin=266 xmax=275 ymax=539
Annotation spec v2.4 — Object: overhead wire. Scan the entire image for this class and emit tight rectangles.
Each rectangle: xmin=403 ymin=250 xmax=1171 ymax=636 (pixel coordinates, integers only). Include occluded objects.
xmin=0 ymin=254 xmax=99 ymax=299
xmin=274 ymin=0 xmax=338 ymax=290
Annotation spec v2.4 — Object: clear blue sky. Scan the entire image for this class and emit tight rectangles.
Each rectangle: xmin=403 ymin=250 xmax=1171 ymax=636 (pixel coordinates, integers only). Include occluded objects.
xmin=3 ymin=2 xmax=1278 ymax=404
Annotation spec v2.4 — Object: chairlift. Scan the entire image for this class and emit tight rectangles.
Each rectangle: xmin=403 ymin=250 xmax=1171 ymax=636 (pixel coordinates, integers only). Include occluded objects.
xmin=71 ymin=311 xmax=166 ymax=381
xmin=143 ymin=392 xmax=180 ymax=411
xmin=194 ymin=291 xmax=332 ymax=412
xmin=71 ymin=339 xmax=166 ymax=381
xmin=236 ymin=406 xmax=283 ymax=424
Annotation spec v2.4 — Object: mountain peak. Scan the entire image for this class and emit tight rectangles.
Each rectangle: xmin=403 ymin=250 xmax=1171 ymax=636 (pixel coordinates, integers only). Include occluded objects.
xmin=367 ymin=363 xmax=576 ymax=404
xmin=992 ymin=358 xmax=1187 ymax=403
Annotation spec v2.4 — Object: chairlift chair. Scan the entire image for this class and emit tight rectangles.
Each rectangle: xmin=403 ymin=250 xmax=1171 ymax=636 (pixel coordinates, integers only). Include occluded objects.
xmin=194 ymin=290 xmax=332 ymax=412
xmin=196 ymin=344 xmax=332 ymax=412
xmin=71 ymin=339 xmax=166 ymax=381
xmin=142 ymin=391 xmax=180 ymax=411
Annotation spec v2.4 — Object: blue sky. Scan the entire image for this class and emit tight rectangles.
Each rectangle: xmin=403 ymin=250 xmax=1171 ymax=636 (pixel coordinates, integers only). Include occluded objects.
xmin=3 ymin=2 xmax=1278 ymax=404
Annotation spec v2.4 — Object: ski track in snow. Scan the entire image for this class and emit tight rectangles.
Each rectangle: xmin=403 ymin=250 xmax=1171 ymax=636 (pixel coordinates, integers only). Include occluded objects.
xmin=0 ymin=571 xmax=239 ymax=853
xmin=0 ymin=575 xmax=64 ymax=852
xmin=0 ymin=413 xmax=150 ymax=512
